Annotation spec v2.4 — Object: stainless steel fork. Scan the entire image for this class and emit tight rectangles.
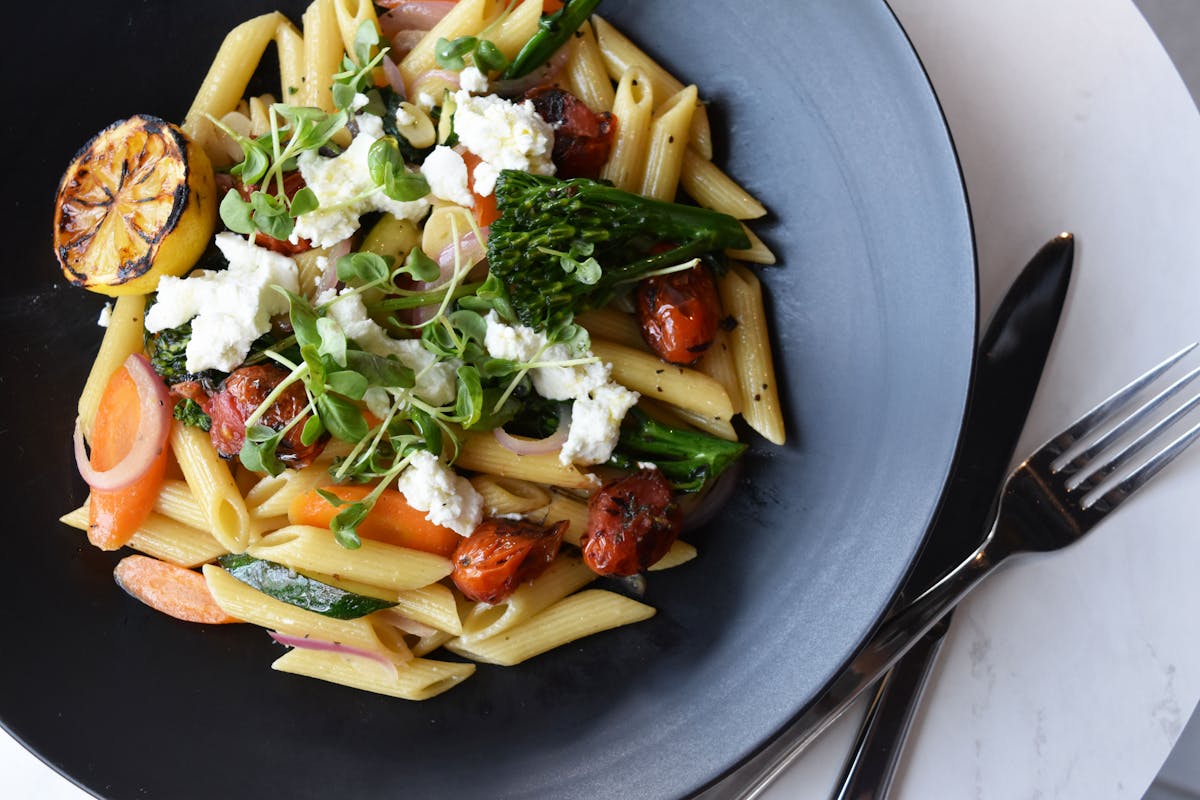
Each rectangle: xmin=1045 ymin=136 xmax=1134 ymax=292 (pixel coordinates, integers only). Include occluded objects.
xmin=725 ymin=342 xmax=1200 ymax=800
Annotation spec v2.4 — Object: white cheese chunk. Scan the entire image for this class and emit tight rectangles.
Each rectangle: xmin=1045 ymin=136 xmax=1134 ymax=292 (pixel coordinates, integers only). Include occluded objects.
xmin=421 ymin=146 xmax=474 ymax=208
xmin=144 ymin=233 xmax=300 ymax=373
xmin=452 ymin=90 xmax=555 ymax=197
xmin=459 ymin=66 xmax=489 ymax=94
xmin=293 ymin=114 xmax=430 ymax=248
xmin=97 ymin=302 xmax=112 ymax=328
xmin=483 ymin=312 xmax=639 ymax=464
xmin=395 ymin=450 xmax=483 ymax=537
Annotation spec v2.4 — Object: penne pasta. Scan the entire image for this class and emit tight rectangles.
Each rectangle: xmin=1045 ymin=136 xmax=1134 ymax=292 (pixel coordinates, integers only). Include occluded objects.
xmin=170 ymin=422 xmax=253 ymax=553
xmin=576 ymin=307 xmax=648 ymax=352
xmin=697 ymin=328 xmax=745 ymax=416
xmin=590 ymin=339 xmax=735 ymax=423
xmin=600 ymin=66 xmax=654 ymax=192
xmin=300 ymin=0 xmax=343 ymax=112
xmin=275 ymin=17 xmax=306 ymax=101
xmin=641 ymin=85 xmax=698 ymax=202
xmin=61 ymin=503 xmax=227 ymax=568
xmin=681 ymin=148 xmax=769 ymax=220
xmin=399 ymin=0 xmax=505 ymax=90
xmin=455 ymin=432 xmax=597 ymax=490
xmin=487 ymin=0 xmax=543 ymax=62
xmin=469 ymin=475 xmax=551 ymax=516
xmin=446 ymin=589 xmax=655 ymax=666
xmin=565 ymin=21 xmax=616 ymax=114
xmin=78 ymin=294 xmax=146 ymax=442
xmin=720 ymin=265 xmax=786 ymax=445
xmin=246 ymin=465 xmax=337 ymax=521
xmin=153 ymin=479 xmax=208 ymax=530
xmin=649 ymin=540 xmax=698 ymax=572
xmin=204 ymin=564 xmax=412 ymax=663
xmin=528 ymin=491 xmax=591 ymax=547
xmin=272 ymin=649 xmax=474 ymax=700
xmin=458 ymin=553 xmax=595 ymax=643
xmin=393 ymin=583 xmax=464 ymax=636
xmin=592 ymin=16 xmax=712 ymax=160
xmin=247 ymin=526 xmax=453 ymax=592
xmin=726 ymin=223 xmax=777 ymax=265
xmin=331 ymin=0 xmax=381 ymax=64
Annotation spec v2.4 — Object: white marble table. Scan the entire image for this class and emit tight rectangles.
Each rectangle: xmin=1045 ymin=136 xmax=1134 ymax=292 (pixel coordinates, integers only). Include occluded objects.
xmin=5 ymin=1 xmax=1200 ymax=798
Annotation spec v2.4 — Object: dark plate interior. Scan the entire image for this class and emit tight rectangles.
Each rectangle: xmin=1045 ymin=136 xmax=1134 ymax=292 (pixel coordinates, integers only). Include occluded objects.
xmin=0 ymin=1 xmax=974 ymax=798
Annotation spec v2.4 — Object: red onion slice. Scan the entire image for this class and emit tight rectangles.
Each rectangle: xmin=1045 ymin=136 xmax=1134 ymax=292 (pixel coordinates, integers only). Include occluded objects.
xmin=489 ymin=47 xmax=571 ymax=98
xmin=381 ymin=54 xmax=408 ymax=99
xmin=379 ymin=608 xmax=439 ymax=638
xmin=268 ymin=631 xmax=403 ymax=673
xmin=494 ymin=406 xmax=571 ymax=456
xmin=378 ymin=1 xmax=455 ymax=36
xmin=74 ymin=353 xmax=171 ymax=492
xmin=435 ymin=227 xmax=488 ymax=280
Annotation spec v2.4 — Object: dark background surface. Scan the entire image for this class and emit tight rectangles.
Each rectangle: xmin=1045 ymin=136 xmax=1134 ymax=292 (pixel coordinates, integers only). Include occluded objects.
xmin=0 ymin=2 xmax=975 ymax=798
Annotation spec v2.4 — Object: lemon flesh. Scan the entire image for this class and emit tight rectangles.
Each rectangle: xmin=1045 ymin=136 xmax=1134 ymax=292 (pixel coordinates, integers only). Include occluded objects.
xmin=54 ymin=115 xmax=217 ymax=296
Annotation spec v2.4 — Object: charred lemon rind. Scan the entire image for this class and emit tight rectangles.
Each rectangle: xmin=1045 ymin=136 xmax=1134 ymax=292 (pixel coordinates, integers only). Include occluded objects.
xmin=53 ymin=114 xmax=217 ymax=297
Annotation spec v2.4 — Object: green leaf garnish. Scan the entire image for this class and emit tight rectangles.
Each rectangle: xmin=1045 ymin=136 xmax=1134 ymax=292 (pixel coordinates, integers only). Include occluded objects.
xmin=219 ymin=190 xmax=255 ymax=235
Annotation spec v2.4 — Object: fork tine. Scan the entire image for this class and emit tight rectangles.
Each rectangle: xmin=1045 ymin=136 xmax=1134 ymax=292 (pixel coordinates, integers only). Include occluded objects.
xmin=1070 ymin=389 xmax=1200 ymax=494
xmin=1070 ymin=367 xmax=1200 ymax=484
xmin=1047 ymin=342 xmax=1198 ymax=469
xmin=1083 ymin=417 xmax=1200 ymax=513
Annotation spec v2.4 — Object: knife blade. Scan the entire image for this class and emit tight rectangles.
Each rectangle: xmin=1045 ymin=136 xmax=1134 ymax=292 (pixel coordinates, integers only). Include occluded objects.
xmin=700 ymin=232 xmax=1075 ymax=800
xmin=831 ymin=232 xmax=1076 ymax=800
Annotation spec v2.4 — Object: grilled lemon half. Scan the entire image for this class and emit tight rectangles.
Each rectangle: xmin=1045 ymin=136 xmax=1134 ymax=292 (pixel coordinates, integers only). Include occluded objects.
xmin=53 ymin=115 xmax=217 ymax=296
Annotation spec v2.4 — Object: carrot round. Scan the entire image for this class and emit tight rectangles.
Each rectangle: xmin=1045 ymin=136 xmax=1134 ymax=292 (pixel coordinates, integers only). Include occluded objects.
xmin=87 ymin=365 xmax=169 ymax=551
xmin=113 ymin=555 xmax=240 ymax=624
xmin=289 ymin=486 xmax=464 ymax=557
xmin=461 ymin=151 xmax=502 ymax=228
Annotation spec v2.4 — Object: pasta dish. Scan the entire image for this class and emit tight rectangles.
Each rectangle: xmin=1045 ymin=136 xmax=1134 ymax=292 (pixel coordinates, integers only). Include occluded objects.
xmin=53 ymin=0 xmax=783 ymax=700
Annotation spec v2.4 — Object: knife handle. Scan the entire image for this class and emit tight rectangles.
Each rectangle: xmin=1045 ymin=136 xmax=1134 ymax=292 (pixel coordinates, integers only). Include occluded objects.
xmin=832 ymin=617 xmax=950 ymax=800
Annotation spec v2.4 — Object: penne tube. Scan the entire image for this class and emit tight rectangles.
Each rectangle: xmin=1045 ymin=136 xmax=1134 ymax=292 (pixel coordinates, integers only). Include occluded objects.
xmin=527 ymin=492 xmax=590 ymax=546
xmin=720 ymin=265 xmax=786 ymax=445
xmin=600 ymin=66 xmax=654 ymax=192
xmin=411 ymin=629 xmax=456 ymax=657
xmin=455 ymin=432 xmax=597 ymax=490
xmin=246 ymin=465 xmax=336 ymax=521
xmin=697 ymin=328 xmax=745 ymax=416
xmin=153 ymin=479 xmax=208 ymax=530
xmin=247 ymin=525 xmax=453 ymax=592
xmin=399 ymin=0 xmax=505 ymax=90
xmin=577 ymin=307 xmax=647 ymax=351
xmin=393 ymin=584 xmax=463 ymax=635
xmin=183 ymin=12 xmax=285 ymax=146
xmin=170 ymin=422 xmax=253 ymax=553
xmin=641 ymin=85 xmax=697 ymax=201
xmin=487 ymin=0 xmax=543 ymax=62
xmin=458 ymin=554 xmax=595 ymax=643
xmin=446 ymin=589 xmax=655 ymax=666
xmin=332 ymin=0 xmax=381 ymax=64
xmin=648 ymin=539 xmax=697 ymax=572
xmin=469 ymin=475 xmax=551 ymax=516
xmin=272 ymin=649 xmax=474 ymax=700
xmin=565 ymin=21 xmax=616 ymax=113
xmin=590 ymin=339 xmax=734 ymax=423
xmin=204 ymin=564 xmax=412 ymax=663
xmin=301 ymin=0 xmax=344 ymax=112
xmin=275 ymin=17 xmax=306 ymax=101
xmin=78 ymin=294 xmax=146 ymax=442
xmin=61 ymin=503 xmax=227 ymax=568
xmin=592 ymin=16 xmax=712 ymax=159
xmin=681 ymin=148 xmax=768 ymax=220
xmin=726 ymin=223 xmax=777 ymax=265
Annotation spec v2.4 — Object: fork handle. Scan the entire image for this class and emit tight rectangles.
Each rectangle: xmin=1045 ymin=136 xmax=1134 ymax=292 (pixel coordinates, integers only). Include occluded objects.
xmin=718 ymin=540 xmax=1004 ymax=800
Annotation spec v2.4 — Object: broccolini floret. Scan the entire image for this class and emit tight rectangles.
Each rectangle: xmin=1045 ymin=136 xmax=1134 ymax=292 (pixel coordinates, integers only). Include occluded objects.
xmin=486 ymin=171 xmax=749 ymax=331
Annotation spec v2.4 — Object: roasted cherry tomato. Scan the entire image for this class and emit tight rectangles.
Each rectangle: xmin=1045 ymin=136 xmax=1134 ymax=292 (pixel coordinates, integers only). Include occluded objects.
xmin=636 ymin=265 xmax=722 ymax=365
xmin=207 ymin=364 xmax=327 ymax=468
xmin=236 ymin=171 xmax=313 ymax=255
xmin=525 ymin=86 xmax=616 ymax=180
xmin=451 ymin=518 xmax=568 ymax=604
xmin=581 ymin=469 xmax=683 ymax=576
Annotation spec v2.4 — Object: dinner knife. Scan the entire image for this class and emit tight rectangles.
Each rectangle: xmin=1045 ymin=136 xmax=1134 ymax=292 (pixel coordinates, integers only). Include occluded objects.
xmin=831 ymin=232 xmax=1075 ymax=799
xmin=701 ymin=232 xmax=1075 ymax=800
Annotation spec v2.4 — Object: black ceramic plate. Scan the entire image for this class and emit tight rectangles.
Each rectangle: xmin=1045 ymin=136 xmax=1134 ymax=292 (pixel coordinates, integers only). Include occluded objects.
xmin=0 ymin=1 xmax=974 ymax=798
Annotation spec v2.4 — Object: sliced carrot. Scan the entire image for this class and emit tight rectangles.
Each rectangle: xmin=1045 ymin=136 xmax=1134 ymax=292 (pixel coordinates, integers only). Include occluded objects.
xmin=113 ymin=555 xmax=241 ymax=624
xmin=461 ymin=150 xmax=502 ymax=228
xmin=543 ymin=0 xmax=565 ymax=12
xmin=87 ymin=365 xmax=169 ymax=551
xmin=289 ymin=485 xmax=464 ymax=557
